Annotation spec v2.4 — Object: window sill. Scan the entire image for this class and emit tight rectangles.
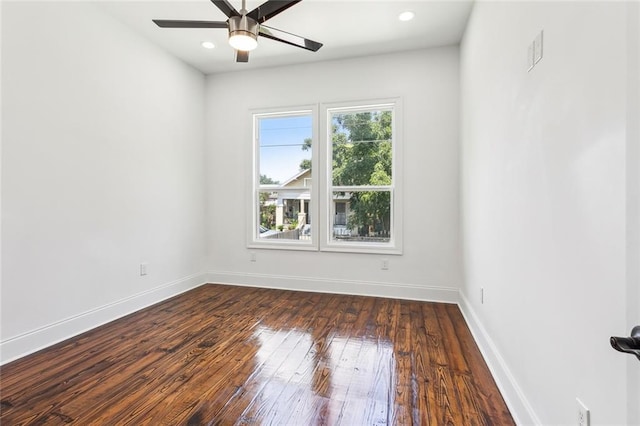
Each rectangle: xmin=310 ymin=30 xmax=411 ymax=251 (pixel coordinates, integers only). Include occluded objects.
xmin=247 ymin=241 xmax=317 ymax=251
xmin=320 ymin=244 xmax=403 ymax=256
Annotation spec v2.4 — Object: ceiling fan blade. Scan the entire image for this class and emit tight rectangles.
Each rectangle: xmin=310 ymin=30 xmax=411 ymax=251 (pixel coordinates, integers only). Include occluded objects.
xmin=210 ymin=0 xmax=240 ymax=18
xmin=153 ymin=20 xmax=228 ymax=29
xmin=247 ymin=0 xmax=301 ymax=24
xmin=235 ymin=50 xmax=249 ymax=63
xmin=259 ymin=25 xmax=322 ymax=52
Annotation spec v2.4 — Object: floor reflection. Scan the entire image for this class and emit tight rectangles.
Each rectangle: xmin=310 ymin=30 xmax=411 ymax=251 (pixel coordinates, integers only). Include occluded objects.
xmin=237 ymin=326 xmax=396 ymax=424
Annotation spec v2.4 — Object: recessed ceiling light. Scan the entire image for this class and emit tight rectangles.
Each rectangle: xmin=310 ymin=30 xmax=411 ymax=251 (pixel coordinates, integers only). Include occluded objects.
xmin=398 ymin=11 xmax=415 ymax=22
xmin=201 ymin=41 xmax=215 ymax=49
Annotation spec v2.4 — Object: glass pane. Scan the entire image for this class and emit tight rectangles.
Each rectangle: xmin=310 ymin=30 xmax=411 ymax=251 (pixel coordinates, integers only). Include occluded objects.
xmin=258 ymin=114 xmax=312 ymax=187
xmin=331 ymin=190 xmax=391 ymax=243
xmin=331 ymin=109 xmax=392 ymax=187
xmin=258 ymin=190 xmax=312 ymax=241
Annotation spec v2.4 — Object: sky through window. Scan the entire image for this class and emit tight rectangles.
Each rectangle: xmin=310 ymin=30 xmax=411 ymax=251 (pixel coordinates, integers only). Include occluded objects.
xmin=259 ymin=115 xmax=312 ymax=184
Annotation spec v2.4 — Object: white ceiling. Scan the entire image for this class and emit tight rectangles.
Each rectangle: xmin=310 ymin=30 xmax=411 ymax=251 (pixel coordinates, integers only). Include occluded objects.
xmin=99 ymin=0 xmax=473 ymax=74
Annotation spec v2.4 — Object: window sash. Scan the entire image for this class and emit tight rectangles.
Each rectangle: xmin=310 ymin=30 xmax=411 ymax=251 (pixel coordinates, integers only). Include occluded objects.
xmin=249 ymin=107 xmax=317 ymax=248
xmin=323 ymin=102 xmax=399 ymax=252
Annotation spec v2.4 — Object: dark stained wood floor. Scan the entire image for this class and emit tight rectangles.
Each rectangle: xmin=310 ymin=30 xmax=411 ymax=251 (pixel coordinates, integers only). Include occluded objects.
xmin=0 ymin=284 xmax=514 ymax=425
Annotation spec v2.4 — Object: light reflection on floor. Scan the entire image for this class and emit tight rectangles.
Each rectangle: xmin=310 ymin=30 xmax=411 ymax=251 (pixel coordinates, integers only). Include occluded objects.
xmin=238 ymin=326 xmax=396 ymax=424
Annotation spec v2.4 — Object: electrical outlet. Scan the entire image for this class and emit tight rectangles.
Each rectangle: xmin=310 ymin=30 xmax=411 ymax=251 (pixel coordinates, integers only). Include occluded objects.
xmin=140 ymin=263 xmax=148 ymax=276
xmin=577 ymin=398 xmax=590 ymax=426
xmin=250 ymin=252 xmax=257 ymax=262
xmin=381 ymin=259 xmax=389 ymax=270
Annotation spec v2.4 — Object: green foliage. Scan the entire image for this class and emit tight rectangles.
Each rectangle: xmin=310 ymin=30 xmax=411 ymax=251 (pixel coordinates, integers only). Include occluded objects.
xmin=348 ymin=191 xmax=391 ymax=236
xmin=260 ymin=174 xmax=279 ymax=185
xmin=299 ymin=158 xmax=312 ymax=171
xmin=299 ymin=137 xmax=312 ymax=171
xmin=331 ymin=111 xmax=393 ymax=236
xmin=258 ymin=175 xmax=279 ymax=229
xmin=260 ymin=204 xmax=276 ymax=229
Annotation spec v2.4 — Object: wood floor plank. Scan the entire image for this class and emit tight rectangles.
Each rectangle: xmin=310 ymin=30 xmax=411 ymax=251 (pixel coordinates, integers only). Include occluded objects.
xmin=0 ymin=284 xmax=514 ymax=425
xmin=390 ymin=300 xmax=413 ymax=425
xmin=408 ymin=300 xmax=438 ymax=426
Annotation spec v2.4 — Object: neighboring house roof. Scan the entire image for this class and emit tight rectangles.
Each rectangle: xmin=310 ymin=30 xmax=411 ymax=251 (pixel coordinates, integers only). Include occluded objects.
xmin=281 ymin=169 xmax=311 ymax=188
xmin=261 ymin=169 xmax=311 ymax=204
xmin=264 ymin=169 xmax=352 ymax=203
xmin=264 ymin=169 xmax=348 ymax=204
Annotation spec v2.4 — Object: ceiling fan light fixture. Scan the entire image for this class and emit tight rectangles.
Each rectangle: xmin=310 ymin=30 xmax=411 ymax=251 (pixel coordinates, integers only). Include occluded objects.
xmin=228 ymin=15 xmax=259 ymax=51
xmin=229 ymin=31 xmax=258 ymax=51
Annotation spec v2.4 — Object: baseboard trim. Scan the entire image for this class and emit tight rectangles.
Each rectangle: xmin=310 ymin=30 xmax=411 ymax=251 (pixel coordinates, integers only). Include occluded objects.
xmin=458 ymin=291 xmax=540 ymax=425
xmin=0 ymin=273 xmax=208 ymax=365
xmin=207 ymin=271 xmax=460 ymax=304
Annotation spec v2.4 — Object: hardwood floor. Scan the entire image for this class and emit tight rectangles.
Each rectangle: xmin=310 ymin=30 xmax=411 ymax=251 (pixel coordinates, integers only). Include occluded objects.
xmin=0 ymin=284 xmax=514 ymax=425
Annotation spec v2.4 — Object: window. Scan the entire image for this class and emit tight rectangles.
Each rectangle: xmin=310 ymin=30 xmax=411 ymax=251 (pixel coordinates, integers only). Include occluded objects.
xmin=251 ymin=109 xmax=316 ymax=249
xmin=250 ymin=100 xmax=401 ymax=254
xmin=322 ymin=102 xmax=401 ymax=253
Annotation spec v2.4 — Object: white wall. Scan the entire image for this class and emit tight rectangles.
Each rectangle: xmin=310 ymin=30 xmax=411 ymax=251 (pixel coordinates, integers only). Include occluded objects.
xmin=0 ymin=0 xmax=4 ymax=359
xmin=1 ymin=2 xmax=207 ymax=363
xmin=460 ymin=2 xmax=633 ymax=424
xmin=626 ymin=3 xmax=640 ymax=424
xmin=205 ymin=48 xmax=462 ymax=301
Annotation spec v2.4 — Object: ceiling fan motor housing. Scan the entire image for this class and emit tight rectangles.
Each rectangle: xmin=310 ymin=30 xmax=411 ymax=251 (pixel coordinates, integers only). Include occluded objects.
xmin=229 ymin=15 xmax=259 ymax=41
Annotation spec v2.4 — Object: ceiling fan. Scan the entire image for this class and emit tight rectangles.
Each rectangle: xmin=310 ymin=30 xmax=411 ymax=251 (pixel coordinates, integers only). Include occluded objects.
xmin=153 ymin=0 xmax=323 ymax=63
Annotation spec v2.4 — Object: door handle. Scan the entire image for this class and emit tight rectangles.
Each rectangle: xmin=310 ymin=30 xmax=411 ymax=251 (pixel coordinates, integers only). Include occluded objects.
xmin=610 ymin=326 xmax=640 ymax=361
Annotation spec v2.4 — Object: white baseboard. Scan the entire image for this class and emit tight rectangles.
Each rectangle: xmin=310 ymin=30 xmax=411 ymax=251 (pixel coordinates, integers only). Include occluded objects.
xmin=0 ymin=273 xmax=208 ymax=365
xmin=458 ymin=291 xmax=540 ymax=425
xmin=207 ymin=270 xmax=460 ymax=304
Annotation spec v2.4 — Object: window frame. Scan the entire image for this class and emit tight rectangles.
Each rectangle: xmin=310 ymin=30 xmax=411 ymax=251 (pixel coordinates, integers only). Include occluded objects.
xmin=247 ymin=99 xmax=402 ymax=255
xmin=320 ymin=99 xmax=403 ymax=254
xmin=247 ymin=105 xmax=318 ymax=251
